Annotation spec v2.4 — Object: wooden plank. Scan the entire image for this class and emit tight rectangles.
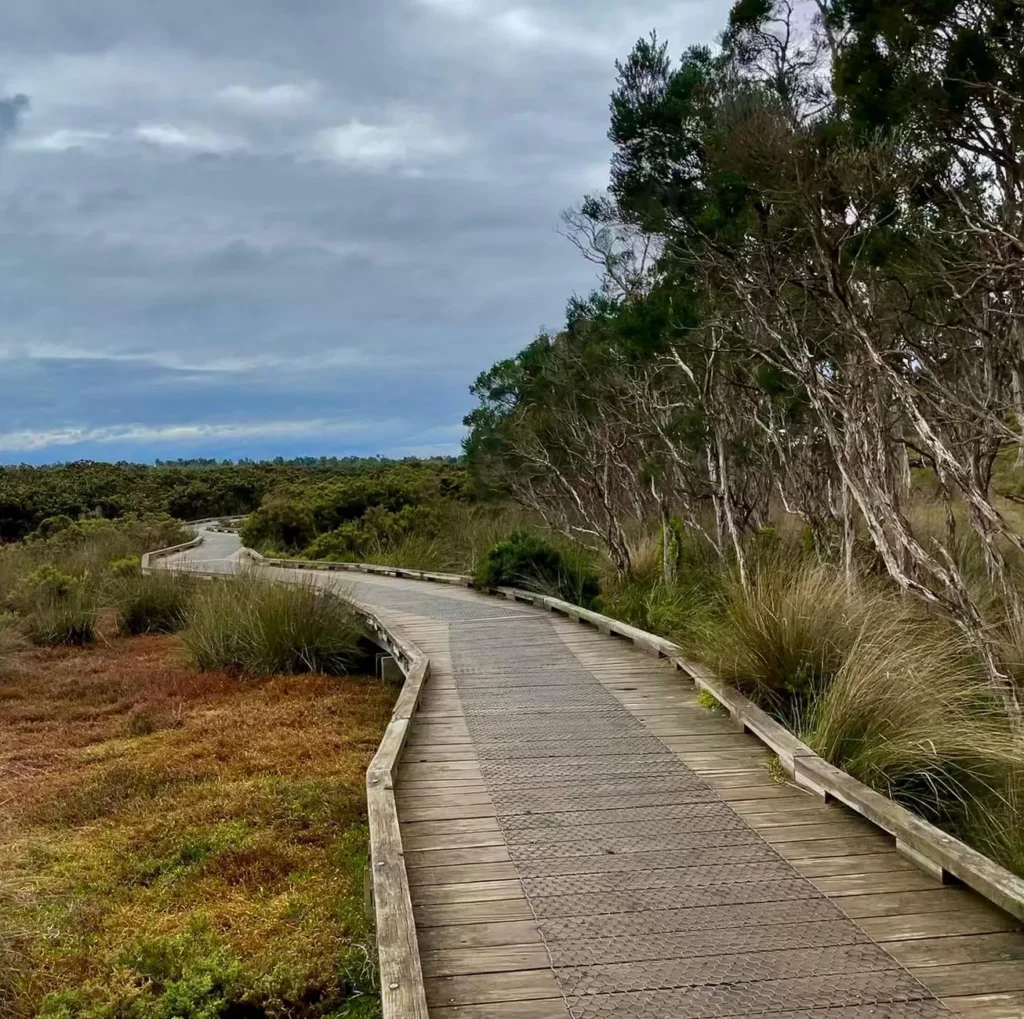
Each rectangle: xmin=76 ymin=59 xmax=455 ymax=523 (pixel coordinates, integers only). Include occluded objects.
xmin=861 ymin=908 xmax=1019 ymax=941
xmin=415 ymin=900 xmax=535 ymax=927
xmin=401 ymin=748 xmax=478 ymax=762
xmin=396 ymin=792 xmax=494 ymax=810
xmin=429 ymin=999 xmax=569 ymax=1019
xmin=759 ymin=821 xmax=878 ymax=844
xmin=395 ymin=782 xmax=487 ymax=798
xmin=402 ymin=829 xmax=506 ymax=852
xmin=727 ymin=794 xmax=819 ymax=811
xmin=743 ymin=806 xmax=856 ymax=828
xmin=912 ymin=960 xmax=1024 ymax=996
xmin=774 ymin=835 xmax=894 ymax=860
xmin=713 ymin=783 xmax=808 ymax=801
xmin=792 ymin=852 xmax=914 ymax=878
xmin=884 ymin=932 xmax=1024 ymax=968
xmin=420 ymin=945 xmax=551 ymax=978
xmin=425 ymin=969 xmax=564 ymax=1007
xmin=407 ymin=862 xmax=520 ymax=887
xmin=834 ymin=887 xmax=977 ymax=918
xmin=942 ymin=992 xmax=1024 ymax=1018
xmin=399 ymin=816 xmax=500 ymax=837
xmin=399 ymin=803 xmax=497 ymax=822
xmin=416 ymin=920 xmax=544 ymax=951
xmin=405 ymin=846 xmax=512 ymax=868
xmin=411 ymin=879 xmax=525 ymax=905
xmin=810 ymin=871 xmax=939 ymax=896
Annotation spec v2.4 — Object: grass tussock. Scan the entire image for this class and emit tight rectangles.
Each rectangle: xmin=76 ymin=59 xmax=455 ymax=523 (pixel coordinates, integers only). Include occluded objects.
xmin=0 ymin=631 xmax=392 ymax=1019
xmin=0 ymin=618 xmax=24 ymax=675
xmin=684 ymin=555 xmax=1024 ymax=873
xmin=691 ymin=561 xmax=866 ymax=711
xmin=182 ymin=574 xmax=365 ymax=677
xmin=20 ymin=592 xmax=97 ymax=647
xmin=116 ymin=572 xmax=195 ymax=635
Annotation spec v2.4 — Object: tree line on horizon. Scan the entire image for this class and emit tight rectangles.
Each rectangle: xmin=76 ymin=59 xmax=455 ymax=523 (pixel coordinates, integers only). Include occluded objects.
xmin=0 ymin=457 xmax=462 ymax=541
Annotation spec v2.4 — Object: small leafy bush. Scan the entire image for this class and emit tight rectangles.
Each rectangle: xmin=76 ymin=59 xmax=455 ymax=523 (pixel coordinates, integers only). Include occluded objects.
xmin=11 ymin=563 xmax=80 ymax=610
xmin=108 ymin=554 xmax=142 ymax=577
xmin=182 ymin=575 xmax=365 ymax=676
xmin=475 ymin=530 xmax=599 ymax=606
xmin=32 ymin=514 xmax=75 ymax=540
xmin=117 ymin=572 xmax=194 ymax=635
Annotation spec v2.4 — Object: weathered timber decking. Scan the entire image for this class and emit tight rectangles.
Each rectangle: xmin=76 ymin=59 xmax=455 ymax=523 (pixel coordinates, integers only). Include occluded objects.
xmin=164 ymin=532 xmax=1024 ymax=1019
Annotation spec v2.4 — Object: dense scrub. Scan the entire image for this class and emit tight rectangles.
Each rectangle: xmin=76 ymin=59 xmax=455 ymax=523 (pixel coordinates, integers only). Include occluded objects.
xmin=0 ymin=516 xmax=190 ymax=647
xmin=0 ymin=457 xmax=462 ymax=541
xmin=238 ymin=462 xmax=470 ymax=560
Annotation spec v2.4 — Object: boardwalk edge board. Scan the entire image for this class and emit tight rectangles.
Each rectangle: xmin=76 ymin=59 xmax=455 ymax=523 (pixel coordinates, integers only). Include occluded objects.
xmin=140 ymin=536 xmax=203 ymax=570
xmin=152 ymin=535 xmax=430 ymax=1019
xmin=245 ymin=550 xmax=1024 ymax=925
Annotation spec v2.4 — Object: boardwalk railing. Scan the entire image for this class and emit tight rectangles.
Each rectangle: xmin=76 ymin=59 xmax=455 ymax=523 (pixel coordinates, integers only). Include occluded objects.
xmin=149 ymin=538 xmax=431 ymax=1019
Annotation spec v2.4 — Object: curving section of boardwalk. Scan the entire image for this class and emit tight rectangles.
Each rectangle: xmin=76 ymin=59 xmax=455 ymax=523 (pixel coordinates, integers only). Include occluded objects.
xmin=162 ymin=527 xmax=1024 ymax=1019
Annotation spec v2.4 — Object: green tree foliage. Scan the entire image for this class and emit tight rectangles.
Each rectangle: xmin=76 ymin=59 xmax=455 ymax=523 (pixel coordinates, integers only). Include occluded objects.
xmin=0 ymin=457 xmax=463 ymax=541
xmin=239 ymin=463 xmax=469 ymax=556
xmin=465 ymin=0 xmax=1024 ymax=712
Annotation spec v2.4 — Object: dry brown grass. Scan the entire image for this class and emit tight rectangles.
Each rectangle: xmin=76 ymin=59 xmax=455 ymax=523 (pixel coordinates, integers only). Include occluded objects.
xmin=0 ymin=625 xmax=392 ymax=1019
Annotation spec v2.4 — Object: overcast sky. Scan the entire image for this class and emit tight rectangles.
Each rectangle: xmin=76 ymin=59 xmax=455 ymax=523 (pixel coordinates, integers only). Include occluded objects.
xmin=0 ymin=0 xmax=723 ymax=464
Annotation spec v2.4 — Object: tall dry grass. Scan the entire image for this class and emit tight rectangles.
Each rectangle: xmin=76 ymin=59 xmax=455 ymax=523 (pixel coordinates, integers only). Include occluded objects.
xmin=692 ymin=559 xmax=863 ymax=714
xmin=115 ymin=572 xmax=195 ymax=635
xmin=691 ymin=555 xmax=1024 ymax=872
xmin=182 ymin=574 xmax=365 ymax=677
xmin=0 ymin=618 xmax=24 ymax=676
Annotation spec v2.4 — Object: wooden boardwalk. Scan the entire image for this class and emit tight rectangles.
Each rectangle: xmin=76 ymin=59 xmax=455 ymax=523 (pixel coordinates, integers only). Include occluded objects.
xmin=166 ymin=536 xmax=1024 ymax=1019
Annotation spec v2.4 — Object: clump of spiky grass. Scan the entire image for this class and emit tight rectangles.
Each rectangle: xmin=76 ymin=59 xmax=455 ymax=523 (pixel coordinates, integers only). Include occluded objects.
xmin=21 ymin=591 xmax=97 ymax=647
xmin=691 ymin=560 xmax=868 ymax=716
xmin=805 ymin=620 xmax=1018 ymax=820
xmin=116 ymin=572 xmax=195 ymax=635
xmin=0 ymin=617 xmax=24 ymax=676
xmin=693 ymin=555 xmax=1024 ymax=873
xmin=182 ymin=574 xmax=364 ymax=676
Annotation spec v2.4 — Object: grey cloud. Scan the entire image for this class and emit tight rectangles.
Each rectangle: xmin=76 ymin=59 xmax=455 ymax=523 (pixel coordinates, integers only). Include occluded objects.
xmin=0 ymin=1 xmax=723 ymax=461
xmin=0 ymin=93 xmax=30 ymax=142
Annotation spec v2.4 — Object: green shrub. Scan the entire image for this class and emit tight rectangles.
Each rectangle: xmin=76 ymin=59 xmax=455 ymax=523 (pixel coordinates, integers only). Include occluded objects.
xmin=306 ymin=504 xmax=444 ymax=564
xmin=108 ymin=554 xmax=142 ymax=577
xmin=239 ymin=496 xmax=317 ymax=554
xmin=182 ymin=575 xmax=364 ymax=676
xmin=475 ymin=530 xmax=599 ymax=606
xmin=12 ymin=563 xmax=80 ymax=609
xmin=117 ymin=573 xmax=195 ymax=635
xmin=33 ymin=514 xmax=75 ymax=540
